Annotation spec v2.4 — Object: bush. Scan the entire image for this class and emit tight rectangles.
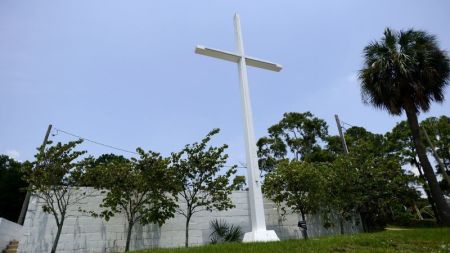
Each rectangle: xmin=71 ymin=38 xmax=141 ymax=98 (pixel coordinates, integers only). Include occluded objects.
xmin=209 ymin=219 xmax=242 ymax=244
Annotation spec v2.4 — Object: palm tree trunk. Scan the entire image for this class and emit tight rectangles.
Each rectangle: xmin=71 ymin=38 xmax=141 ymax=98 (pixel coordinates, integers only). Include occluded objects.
xmin=405 ymin=107 xmax=450 ymax=225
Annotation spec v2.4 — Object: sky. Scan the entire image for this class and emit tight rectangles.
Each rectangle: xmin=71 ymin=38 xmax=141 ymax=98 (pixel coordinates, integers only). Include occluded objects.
xmin=1 ymin=1 xmax=449 ymax=176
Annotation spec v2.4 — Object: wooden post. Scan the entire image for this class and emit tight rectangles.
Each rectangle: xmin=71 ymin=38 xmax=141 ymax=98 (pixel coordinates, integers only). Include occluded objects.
xmin=335 ymin=114 xmax=349 ymax=154
xmin=17 ymin=124 xmax=52 ymax=225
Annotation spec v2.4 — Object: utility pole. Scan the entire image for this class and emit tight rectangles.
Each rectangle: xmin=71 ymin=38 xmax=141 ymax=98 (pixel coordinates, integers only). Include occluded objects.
xmin=422 ymin=127 xmax=449 ymax=186
xmin=334 ymin=114 xmax=349 ymax=154
xmin=17 ymin=124 xmax=53 ymax=225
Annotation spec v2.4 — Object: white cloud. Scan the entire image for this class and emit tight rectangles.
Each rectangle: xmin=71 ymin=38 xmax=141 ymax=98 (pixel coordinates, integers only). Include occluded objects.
xmin=5 ymin=149 xmax=20 ymax=160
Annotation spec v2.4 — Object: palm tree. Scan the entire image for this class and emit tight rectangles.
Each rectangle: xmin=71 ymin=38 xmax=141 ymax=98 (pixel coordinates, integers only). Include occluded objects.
xmin=359 ymin=28 xmax=450 ymax=225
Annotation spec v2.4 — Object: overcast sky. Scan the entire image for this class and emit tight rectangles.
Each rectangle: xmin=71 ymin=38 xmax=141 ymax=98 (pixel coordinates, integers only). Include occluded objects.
xmin=1 ymin=1 xmax=449 ymax=175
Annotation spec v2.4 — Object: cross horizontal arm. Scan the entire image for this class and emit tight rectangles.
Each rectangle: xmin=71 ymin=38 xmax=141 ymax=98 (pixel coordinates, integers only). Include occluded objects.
xmin=245 ymin=56 xmax=282 ymax=72
xmin=195 ymin=46 xmax=240 ymax=63
xmin=195 ymin=45 xmax=282 ymax=72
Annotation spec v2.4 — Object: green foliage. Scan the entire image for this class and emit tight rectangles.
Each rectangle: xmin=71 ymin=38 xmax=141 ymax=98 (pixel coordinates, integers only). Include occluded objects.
xmin=421 ymin=116 xmax=450 ymax=183
xmin=359 ymin=28 xmax=449 ymax=115
xmin=327 ymin=154 xmax=418 ymax=231
xmin=385 ymin=121 xmax=418 ymax=166
xmin=209 ymin=219 xmax=242 ymax=244
xmin=263 ymin=160 xmax=326 ymax=220
xmin=0 ymin=155 xmax=26 ymax=222
xmin=170 ymin=128 xmax=237 ymax=247
xmin=85 ymin=149 xmax=178 ymax=252
xmin=257 ymin=112 xmax=330 ymax=174
xmin=232 ymin=176 xmax=246 ymax=191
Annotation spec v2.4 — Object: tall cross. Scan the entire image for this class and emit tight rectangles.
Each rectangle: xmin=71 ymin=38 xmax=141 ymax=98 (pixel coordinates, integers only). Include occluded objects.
xmin=195 ymin=13 xmax=281 ymax=242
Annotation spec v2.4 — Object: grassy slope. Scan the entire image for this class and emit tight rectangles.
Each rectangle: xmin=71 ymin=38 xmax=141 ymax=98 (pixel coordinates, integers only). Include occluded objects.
xmin=132 ymin=228 xmax=450 ymax=253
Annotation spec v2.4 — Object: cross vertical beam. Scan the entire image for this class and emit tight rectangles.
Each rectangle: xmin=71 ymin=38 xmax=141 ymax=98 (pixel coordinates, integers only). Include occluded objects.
xmin=195 ymin=13 xmax=281 ymax=242
xmin=234 ymin=13 xmax=267 ymax=233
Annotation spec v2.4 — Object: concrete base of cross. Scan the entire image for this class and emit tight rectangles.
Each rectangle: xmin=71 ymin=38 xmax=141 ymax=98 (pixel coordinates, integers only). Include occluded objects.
xmin=242 ymin=229 xmax=280 ymax=242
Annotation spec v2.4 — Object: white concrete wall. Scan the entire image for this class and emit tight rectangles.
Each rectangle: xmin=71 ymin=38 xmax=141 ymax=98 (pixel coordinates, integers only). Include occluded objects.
xmin=0 ymin=217 xmax=23 ymax=251
xmin=19 ymin=189 xmax=362 ymax=253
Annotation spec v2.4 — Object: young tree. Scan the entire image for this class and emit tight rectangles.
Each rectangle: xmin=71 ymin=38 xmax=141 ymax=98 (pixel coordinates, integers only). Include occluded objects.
xmin=359 ymin=28 xmax=450 ymax=224
xmin=262 ymin=160 xmax=326 ymax=239
xmin=85 ymin=149 xmax=178 ymax=252
xmin=22 ymin=140 xmax=91 ymax=253
xmin=170 ymin=129 xmax=237 ymax=247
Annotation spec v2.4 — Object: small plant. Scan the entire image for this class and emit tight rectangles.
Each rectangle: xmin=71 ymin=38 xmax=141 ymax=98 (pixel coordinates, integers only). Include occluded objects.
xmin=209 ymin=219 xmax=242 ymax=244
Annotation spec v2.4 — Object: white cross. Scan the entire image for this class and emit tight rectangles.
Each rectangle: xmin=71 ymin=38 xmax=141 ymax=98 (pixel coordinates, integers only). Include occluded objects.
xmin=195 ymin=13 xmax=281 ymax=242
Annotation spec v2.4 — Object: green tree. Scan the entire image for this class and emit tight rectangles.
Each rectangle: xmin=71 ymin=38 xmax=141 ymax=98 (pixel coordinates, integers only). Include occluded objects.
xmin=0 ymin=155 xmax=26 ymax=222
xmin=257 ymin=112 xmax=330 ymax=174
xmin=85 ymin=149 xmax=177 ymax=252
xmin=263 ymin=160 xmax=326 ymax=239
xmin=328 ymin=154 xmax=418 ymax=231
xmin=325 ymin=157 xmax=362 ymax=234
xmin=170 ymin=129 xmax=237 ymax=247
xmin=326 ymin=126 xmax=419 ymax=230
xmin=22 ymin=140 xmax=91 ymax=253
xmin=359 ymin=28 xmax=450 ymax=225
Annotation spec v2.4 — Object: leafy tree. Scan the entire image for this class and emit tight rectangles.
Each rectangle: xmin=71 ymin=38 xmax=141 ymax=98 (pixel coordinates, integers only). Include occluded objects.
xmin=359 ymin=28 xmax=450 ymax=225
xmin=170 ymin=129 xmax=237 ymax=247
xmin=324 ymin=126 xmax=420 ymax=231
xmin=22 ymin=140 xmax=92 ymax=253
xmin=257 ymin=112 xmax=330 ymax=174
xmin=263 ymin=160 xmax=326 ymax=239
xmin=0 ymin=155 xmax=26 ymax=222
xmin=327 ymin=154 xmax=419 ymax=232
xmin=85 ymin=149 xmax=178 ymax=252
xmin=324 ymin=157 xmax=362 ymax=234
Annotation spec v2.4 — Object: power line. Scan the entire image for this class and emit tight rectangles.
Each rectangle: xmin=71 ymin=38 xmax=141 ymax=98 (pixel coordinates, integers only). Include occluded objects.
xmin=53 ymin=127 xmax=138 ymax=155
xmin=52 ymin=126 xmax=247 ymax=168
xmin=341 ymin=121 xmax=356 ymax=128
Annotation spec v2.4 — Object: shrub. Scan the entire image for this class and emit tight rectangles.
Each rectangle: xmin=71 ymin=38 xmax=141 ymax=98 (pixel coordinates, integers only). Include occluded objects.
xmin=209 ymin=219 xmax=242 ymax=244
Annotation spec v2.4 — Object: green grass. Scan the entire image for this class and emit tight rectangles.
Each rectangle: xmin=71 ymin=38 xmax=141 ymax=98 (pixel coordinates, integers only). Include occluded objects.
xmin=132 ymin=228 xmax=450 ymax=253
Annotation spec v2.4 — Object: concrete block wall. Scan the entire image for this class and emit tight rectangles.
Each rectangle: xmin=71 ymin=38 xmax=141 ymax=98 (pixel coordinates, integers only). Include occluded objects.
xmin=0 ymin=217 xmax=23 ymax=251
xmin=19 ymin=189 xmax=362 ymax=253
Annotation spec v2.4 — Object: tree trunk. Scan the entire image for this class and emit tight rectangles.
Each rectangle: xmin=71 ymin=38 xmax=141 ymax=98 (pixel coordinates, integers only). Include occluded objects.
xmin=405 ymin=107 xmax=450 ymax=225
xmin=360 ymin=213 xmax=368 ymax=232
xmin=125 ymin=221 xmax=134 ymax=252
xmin=185 ymin=214 xmax=191 ymax=248
xmin=301 ymin=212 xmax=308 ymax=240
xmin=339 ymin=216 xmax=344 ymax=235
xmin=51 ymin=217 xmax=64 ymax=253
